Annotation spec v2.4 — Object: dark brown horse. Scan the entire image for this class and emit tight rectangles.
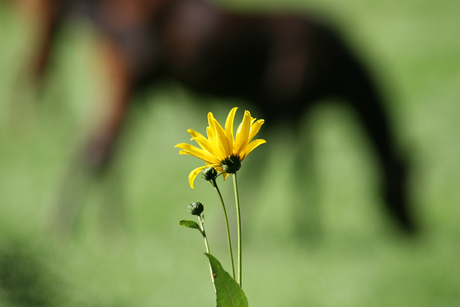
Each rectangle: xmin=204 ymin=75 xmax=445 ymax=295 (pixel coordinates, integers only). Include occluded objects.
xmin=9 ymin=0 xmax=416 ymax=233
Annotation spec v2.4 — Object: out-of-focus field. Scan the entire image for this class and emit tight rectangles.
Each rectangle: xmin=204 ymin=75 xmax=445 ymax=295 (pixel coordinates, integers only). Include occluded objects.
xmin=1 ymin=0 xmax=459 ymax=306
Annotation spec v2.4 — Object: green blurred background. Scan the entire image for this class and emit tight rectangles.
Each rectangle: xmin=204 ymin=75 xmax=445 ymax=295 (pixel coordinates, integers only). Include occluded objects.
xmin=1 ymin=0 xmax=460 ymax=306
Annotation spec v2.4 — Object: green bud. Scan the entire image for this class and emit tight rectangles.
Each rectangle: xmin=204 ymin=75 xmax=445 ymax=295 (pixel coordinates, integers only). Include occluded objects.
xmin=202 ymin=167 xmax=218 ymax=181
xmin=221 ymin=155 xmax=241 ymax=173
xmin=188 ymin=201 xmax=204 ymax=216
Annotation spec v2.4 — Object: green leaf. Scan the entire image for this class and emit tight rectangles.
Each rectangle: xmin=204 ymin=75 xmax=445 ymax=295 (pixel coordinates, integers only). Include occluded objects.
xmin=205 ymin=253 xmax=248 ymax=307
xmin=179 ymin=220 xmax=201 ymax=231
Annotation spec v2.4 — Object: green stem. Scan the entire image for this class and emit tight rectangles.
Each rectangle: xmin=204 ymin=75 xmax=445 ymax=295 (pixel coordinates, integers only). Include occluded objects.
xmin=212 ymin=179 xmax=236 ymax=280
xmin=232 ymin=173 xmax=242 ymax=287
xmin=198 ymin=215 xmax=216 ymax=293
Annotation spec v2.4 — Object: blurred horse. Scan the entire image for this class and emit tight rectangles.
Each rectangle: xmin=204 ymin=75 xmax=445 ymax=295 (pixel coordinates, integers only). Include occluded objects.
xmin=8 ymin=0 xmax=416 ymax=233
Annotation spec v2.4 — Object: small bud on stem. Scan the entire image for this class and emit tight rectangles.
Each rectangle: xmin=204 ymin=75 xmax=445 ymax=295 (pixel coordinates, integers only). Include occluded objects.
xmin=188 ymin=201 xmax=204 ymax=216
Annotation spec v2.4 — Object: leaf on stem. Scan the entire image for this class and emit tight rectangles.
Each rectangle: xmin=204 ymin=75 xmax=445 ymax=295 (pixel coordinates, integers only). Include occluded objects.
xmin=205 ymin=253 xmax=248 ymax=307
xmin=179 ymin=220 xmax=201 ymax=231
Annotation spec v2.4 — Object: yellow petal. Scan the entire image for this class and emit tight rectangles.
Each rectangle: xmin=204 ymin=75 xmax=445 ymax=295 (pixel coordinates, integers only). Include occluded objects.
xmin=188 ymin=129 xmax=222 ymax=159
xmin=205 ymin=130 xmax=225 ymax=160
xmin=224 ymin=107 xmax=238 ymax=148
xmin=214 ymin=118 xmax=232 ymax=156
xmin=240 ymin=139 xmax=266 ymax=160
xmin=207 ymin=113 xmax=222 ymax=153
xmin=206 ymin=126 xmax=214 ymax=142
xmin=234 ymin=110 xmax=252 ymax=155
xmin=214 ymin=165 xmax=225 ymax=173
xmin=248 ymin=119 xmax=264 ymax=143
xmin=188 ymin=165 xmax=209 ymax=189
xmin=207 ymin=112 xmax=220 ymax=142
xmin=175 ymin=143 xmax=221 ymax=164
xmin=209 ymin=113 xmax=231 ymax=157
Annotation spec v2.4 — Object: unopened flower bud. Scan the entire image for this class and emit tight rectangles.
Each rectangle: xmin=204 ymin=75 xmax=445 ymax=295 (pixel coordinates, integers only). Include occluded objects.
xmin=188 ymin=201 xmax=204 ymax=216
xmin=202 ymin=167 xmax=218 ymax=181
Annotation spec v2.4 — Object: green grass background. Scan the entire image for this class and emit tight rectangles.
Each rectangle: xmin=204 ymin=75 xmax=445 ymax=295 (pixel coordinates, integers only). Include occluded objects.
xmin=1 ymin=0 xmax=460 ymax=306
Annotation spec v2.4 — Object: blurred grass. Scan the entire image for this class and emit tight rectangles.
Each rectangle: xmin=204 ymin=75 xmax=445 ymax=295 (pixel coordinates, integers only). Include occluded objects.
xmin=1 ymin=0 xmax=460 ymax=306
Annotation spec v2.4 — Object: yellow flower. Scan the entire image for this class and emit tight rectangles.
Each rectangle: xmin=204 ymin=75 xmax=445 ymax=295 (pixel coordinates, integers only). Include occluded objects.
xmin=175 ymin=107 xmax=266 ymax=188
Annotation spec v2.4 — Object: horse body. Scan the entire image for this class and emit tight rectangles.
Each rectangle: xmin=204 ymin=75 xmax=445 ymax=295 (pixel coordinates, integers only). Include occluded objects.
xmin=9 ymin=0 xmax=416 ymax=232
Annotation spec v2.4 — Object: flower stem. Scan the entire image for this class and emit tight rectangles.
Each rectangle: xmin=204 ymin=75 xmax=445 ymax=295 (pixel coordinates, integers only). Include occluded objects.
xmin=232 ymin=173 xmax=242 ymax=287
xmin=197 ymin=215 xmax=216 ymax=293
xmin=212 ymin=179 xmax=236 ymax=280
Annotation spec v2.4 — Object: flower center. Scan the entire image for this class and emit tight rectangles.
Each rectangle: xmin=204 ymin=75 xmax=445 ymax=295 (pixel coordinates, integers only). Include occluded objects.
xmin=221 ymin=155 xmax=241 ymax=174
